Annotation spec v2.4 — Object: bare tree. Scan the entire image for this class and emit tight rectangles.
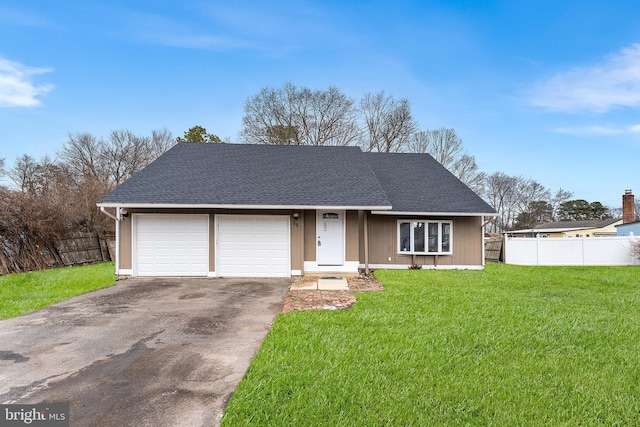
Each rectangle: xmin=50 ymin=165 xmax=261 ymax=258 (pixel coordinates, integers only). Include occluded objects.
xmin=550 ymin=188 xmax=574 ymax=220
xmin=265 ymin=124 xmax=298 ymax=145
xmin=58 ymin=132 xmax=106 ymax=180
xmin=359 ymin=91 xmax=418 ymax=153
xmin=408 ymin=128 xmax=486 ymax=193
xmin=9 ymin=154 xmax=41 ymax=192
xmin=151 ymin=128 xmax=176 ymax=154
xmin=241 ymin=82 xmax=360 ymax=146
xmin=57 ymin=129 xmax=175 ymax=232
xmin=101 ymin=129 xmax=173 ymax=186
xmin=408 ymin=128 xmax=464 ymax=168
xmin=483 ymin=172 xmax=525 ymax=232
xmin=101 ymin=130 xmax=138 ymax=186
xmin=519 ymin=179 xmax=551 ymax=213
xmin=59 ymin=129 xmax=174 ymax=187
xmin=449 ymin=154 xmax=486 ymax=195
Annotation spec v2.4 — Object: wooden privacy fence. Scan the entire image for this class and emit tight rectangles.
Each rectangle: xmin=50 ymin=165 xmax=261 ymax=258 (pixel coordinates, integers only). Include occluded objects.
xmin=504 ymin=236 xmax=639 ymax=266
xmin=54 ymin=232 xmax=114 ymax=266
xmin=484 ymin=238 xmax=503 ymax=262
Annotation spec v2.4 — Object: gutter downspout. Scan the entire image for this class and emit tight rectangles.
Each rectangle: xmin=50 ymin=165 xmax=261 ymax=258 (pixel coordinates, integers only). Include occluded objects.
xmin=99 ymin=206 xmax=120 ymax=276
xmin=481 ymin=215 xmax=486 ymax=267
xmin=100 ymin=206 xmax=118 ymax=221
xmin=364 ymin=211 xmax=370 ymax=275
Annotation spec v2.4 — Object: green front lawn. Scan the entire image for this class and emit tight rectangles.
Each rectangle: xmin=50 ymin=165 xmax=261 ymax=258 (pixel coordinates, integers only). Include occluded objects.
xmin=0 ymin=262 xmax=115 ymax=319
xmin=223 ymin=264 xmax=640 ymax=426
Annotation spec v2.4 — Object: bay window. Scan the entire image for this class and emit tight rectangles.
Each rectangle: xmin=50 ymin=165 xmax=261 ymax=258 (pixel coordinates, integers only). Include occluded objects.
xmin=398 ymin=220 xmax=452 ymax=254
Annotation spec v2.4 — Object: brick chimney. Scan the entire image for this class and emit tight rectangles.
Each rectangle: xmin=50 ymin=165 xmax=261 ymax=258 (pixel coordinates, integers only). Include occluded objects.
xmin=623 ymin=189 xmax=635 ymax=224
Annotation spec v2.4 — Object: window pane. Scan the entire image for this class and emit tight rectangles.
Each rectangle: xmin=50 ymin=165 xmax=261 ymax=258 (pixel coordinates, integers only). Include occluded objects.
xmin=442 ymin=223 xmax=451 ymax=252
xmin=414 ymin=222 xmax=425 ymax=252
xmin=428 ymin=222 xmax=439 ymax=252
xmin=399 ymin=222 xmax=411 ymax=251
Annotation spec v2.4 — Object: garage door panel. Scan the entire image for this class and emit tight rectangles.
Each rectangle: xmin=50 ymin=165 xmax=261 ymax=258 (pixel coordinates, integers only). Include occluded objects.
xmin=217 ymin=215 xmax=290 ymax=278
xmin=135 ymin=214 xmax=209 ymax=277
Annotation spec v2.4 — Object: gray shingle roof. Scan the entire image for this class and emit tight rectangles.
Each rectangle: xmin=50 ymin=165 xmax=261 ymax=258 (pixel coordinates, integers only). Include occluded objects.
xmin=99 ymin=143 xmax=391 ymax=208
xmin=365 ymin=152 xmax=495 ymax=214
xmin=533 ymin=218 xmax=621 ymax=230
xmin=99 ymin=143 xmax=495 ymax=214
xmin=509 ymin=218 xmax=622 ymax=234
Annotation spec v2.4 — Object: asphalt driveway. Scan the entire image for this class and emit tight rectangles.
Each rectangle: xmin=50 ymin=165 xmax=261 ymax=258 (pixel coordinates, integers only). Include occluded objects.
xmin=0 ymin=277 xmax=290 ymax=426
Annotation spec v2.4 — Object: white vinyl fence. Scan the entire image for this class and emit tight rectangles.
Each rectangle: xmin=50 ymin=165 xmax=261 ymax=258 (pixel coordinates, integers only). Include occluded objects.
xmin=504 ymin=236 xmax=639 ymax=266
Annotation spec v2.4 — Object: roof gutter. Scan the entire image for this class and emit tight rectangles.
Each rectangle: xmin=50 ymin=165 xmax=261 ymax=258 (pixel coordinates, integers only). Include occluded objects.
xmin=371 ymin=210 xmax=497 ymax=217
xmin=97 ymin=202 xmax=394 ymax=211
xmin=99 ymin=206 xmax=119 ymax=221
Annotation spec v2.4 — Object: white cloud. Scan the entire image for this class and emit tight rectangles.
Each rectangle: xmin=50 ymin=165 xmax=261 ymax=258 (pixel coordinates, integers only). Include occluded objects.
xmin=529 ymin=43 xmax=640 ymax=113
xmin=0 ymin=57 xmax=53 ymax=107
xmin=555 ymin=124 xmax=640 ymax=136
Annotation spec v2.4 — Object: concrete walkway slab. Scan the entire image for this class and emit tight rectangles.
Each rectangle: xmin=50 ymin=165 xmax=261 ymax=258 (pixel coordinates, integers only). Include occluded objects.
xmin=290 ymin=281 xmax=317 ymax=290
xmin=289 ymin=276 xmax=350 ymax=291
xmin=317 ymin=277 xmax=349 ymax=290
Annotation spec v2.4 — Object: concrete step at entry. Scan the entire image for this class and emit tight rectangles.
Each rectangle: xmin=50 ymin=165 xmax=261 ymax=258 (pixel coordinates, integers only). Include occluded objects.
xmin=290 ymin=276 xmax=349 ymax=291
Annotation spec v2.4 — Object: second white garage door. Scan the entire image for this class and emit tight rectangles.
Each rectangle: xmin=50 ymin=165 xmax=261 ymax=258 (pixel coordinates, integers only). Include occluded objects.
xmin=216 ymin=215 xmax=290 ymax=278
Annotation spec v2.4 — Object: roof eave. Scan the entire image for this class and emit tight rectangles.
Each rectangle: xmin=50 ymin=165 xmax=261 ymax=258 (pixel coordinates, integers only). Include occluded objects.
xmin=511 ymin=227 xmax=587 ymax=233
xmin=371 ymin=210 xmax=497 ymax=217
xmin=96 ymin=202 xmax=394 ymax=211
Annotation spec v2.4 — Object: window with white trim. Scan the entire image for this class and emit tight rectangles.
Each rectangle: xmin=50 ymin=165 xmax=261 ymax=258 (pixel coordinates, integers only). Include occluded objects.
xmin=398 ymin=220 xmax=452 ymax=254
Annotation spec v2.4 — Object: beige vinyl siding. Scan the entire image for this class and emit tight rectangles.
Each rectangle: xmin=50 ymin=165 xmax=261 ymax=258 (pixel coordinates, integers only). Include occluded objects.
xmin=366 ymin=215 xmax=483 ymax=266
xmin=303 ymin=210 xmax=316 ymax=263
xmin=119 ymin=215 xmax=132 ymax=270
xmin=345 ymin=211 xmax=360 ymax=262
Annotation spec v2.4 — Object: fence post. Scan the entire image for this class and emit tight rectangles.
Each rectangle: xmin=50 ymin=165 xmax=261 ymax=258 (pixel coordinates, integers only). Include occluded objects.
xmin=503 ymin=233 xmax=508 ymax=263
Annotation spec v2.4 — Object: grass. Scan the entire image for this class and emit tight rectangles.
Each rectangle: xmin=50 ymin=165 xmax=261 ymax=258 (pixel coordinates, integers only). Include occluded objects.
xmin=0 ymin=262 xmax=115 ymax=319
xmin=222 ymin=263 xmax=640 ymax=426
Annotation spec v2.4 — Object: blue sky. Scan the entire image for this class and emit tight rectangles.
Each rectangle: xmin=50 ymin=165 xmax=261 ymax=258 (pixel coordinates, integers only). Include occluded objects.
xmin=2 ymin=0 xmax=640 ymax=207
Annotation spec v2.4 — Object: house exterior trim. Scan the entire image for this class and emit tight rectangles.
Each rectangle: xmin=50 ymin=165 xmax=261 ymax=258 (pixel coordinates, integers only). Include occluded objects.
xmin=98 ymin=202 xmax=392 ymax=211
xmin=371 ymin=210 xmax=497 ymax=217
xmin=304 ymin=261 xmax=360 ymax=273
xmin=362 ymin=263 xmax=484 ymax=270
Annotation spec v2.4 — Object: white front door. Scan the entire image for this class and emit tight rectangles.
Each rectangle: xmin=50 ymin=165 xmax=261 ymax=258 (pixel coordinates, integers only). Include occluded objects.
xmin=317 ymin=210 xmax=344 ymax=266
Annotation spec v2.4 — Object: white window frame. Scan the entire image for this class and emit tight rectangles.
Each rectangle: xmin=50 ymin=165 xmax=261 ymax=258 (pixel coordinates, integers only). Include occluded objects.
xmin=397 ymin=220 xmax=453 ymax=255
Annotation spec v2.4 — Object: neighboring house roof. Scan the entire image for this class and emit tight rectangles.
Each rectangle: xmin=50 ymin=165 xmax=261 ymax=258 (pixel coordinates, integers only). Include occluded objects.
xmin=98 ymin=143 xmax=495 ymax=214
xmin=510 ymin=218 xmax=622 ymax=234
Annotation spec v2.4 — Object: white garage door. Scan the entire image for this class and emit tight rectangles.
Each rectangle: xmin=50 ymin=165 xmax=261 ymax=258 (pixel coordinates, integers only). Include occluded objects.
xmin=217 ymin=215 xmax=290 ymax=278
xmin=134 ymin=214 xmax=209 ymax=277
